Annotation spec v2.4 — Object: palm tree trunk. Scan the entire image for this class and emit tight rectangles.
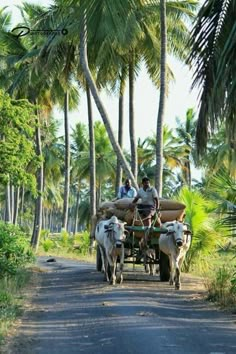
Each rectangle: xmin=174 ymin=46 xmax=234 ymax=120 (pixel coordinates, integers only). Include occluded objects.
xmin=20 ymin=186 xmax=24 ymax=226
xmin=31 ymin=114 xmax=44 ymax=251
xmin=187 ymin=159 xmax=191 ymax=187
xmin=5 ymin=183 xmax=11 ymax=222
xmin=115 ymin=89 xmax=124 ymax=195
xmin=13 ymin=186 xmax=20 ymax=225
xmin=79 ymin=14 xmax=138 ymax=190
xmin=10 ymin=184 xmax=14 ymax=222
xmin=49 ymin=209 xmax=53 ymax=232
xmin=115 ymin=70 xmax=126 ymax=195
xmin=73 ymin=190 xmax=80 ymax=235
xmin=62 ymin=91 xmax=70 ymax=230
xmin=86 ymin=82 xmax=96 ymax=238
xmin=155 ymin=0 xmax=167 ymax=197
xmin=129 ymin=54 xmax=138 ymax=180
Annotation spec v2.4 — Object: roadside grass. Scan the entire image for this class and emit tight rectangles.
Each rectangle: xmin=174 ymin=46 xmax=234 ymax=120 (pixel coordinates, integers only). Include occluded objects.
xmin=189 ymin=245 xmax=236 ymax=312
xmin=0 ymin=270 xmax=32 ymax=344
xmin=38 ymin=229 xmax=96 ymax=263
xmin=0 ymin=221 xmax=36 ymax=347
xmin=205 ymin=247 xmax=236 ymax=312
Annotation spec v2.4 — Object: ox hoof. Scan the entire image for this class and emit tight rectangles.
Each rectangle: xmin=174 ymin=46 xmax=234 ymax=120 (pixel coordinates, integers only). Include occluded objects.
xmin=110 ymin=277 xmax=116 ymax=285
xmin=175 ymin=284 xmax=181 ymax=290
xmin=119 ymin=275 xmax=123 ymax=284
xmin=116 ymin=273 xmax=123 ymax=284
xmin=150 ymin=267 xmax=155 ymax=276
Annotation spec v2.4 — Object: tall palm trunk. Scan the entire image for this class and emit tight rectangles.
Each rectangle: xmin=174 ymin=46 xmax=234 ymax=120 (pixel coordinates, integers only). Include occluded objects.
xmin=62 ymin=91 xmax=70 ymax=230
xmin=115 ymin=73 xmax=125 ymax=195
xmin=155 ymin=0 xmax=167 ymax=197
xmin=20 ymin=186 xmax=24 ymax=226
xmin=79 ymin=14 xmax=138 ymax=190
xmin=31 ymin=112 xmax=43 ymax=250
xmin=5 ymin=183 xmax=11 ymax=222
xmin=129 ymin=54 xmax=138 ymax=180
xmin=13 ymin=187 xmax=20 ymax=225
xmin=183 ymin=159 xmax=191 ymax=187
xmin=73 ymin=189 xmax=80 ymax=235
xmin=10 ymin=184 xmax=14 ymax=222
xmin=86 ymin=82 xmax=96 ymax=239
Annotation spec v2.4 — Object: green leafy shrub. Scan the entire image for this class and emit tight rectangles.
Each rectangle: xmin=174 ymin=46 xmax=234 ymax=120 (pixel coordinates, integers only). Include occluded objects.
xmin=60 ymin=230 xmax=70 ymax=247
xmin=40 ymin=229 xmax=50 ymax=241
xmin=73 ymin=231 xmax=90 ymax=255
xmin=0 ymin=222 xmax=35 ymax=278
xmin=231 ymin=265 xmax=236 ymax=294
xmin=0 ymin=270 xmax=31 ymax=343
xmin=206 ymin=264 xmax=236 ymax=308
xmin=0 ymin=291 xmax=13 ymax=307
xmin=41 ymin=239 xmax=55 ymax=252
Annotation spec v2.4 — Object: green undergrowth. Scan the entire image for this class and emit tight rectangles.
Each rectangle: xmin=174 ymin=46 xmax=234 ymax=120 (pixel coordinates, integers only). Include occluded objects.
xmin=193 ymin=247 xmax=236 ymax=312
xmin=0 ymin=270 xmax=32 ymax=344
xmin=38 ymin=229 xmax=96 ymax=262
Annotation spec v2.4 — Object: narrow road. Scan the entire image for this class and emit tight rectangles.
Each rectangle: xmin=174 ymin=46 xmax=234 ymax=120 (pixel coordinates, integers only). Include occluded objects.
xmin=4 ymin=257 xmax=236 ymax=354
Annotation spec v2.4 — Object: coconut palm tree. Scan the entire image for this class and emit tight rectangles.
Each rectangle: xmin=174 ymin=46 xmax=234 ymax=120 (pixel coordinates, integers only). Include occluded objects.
xmin=72 ymin=121 xmax=117 ymax=205
xmin=15 ymin=2 xmax=80 ymax=232
xmin=156 ymin=0 xmax=167 ymax=197
xmin=33 ymin=0 xmax=198 ymax=193
xmin=175 ymin=108 xmax=197 ymax=187
xmin=187 ymin=0 xmax=236 ymax=154
xmin=79 ymin=13 xmax=138 ymax=189
xmin=202 ymin=123 xmax=236 ymax=179
xmin=71 ymin=122 xmax=89 ymax=233
xmin=85 ymin=83 xmax=96 ymax=227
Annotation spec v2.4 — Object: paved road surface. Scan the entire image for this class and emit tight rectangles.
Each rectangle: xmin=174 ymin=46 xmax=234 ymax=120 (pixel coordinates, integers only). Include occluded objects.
xmin=4 ymin=257 xmax=236 ymax=354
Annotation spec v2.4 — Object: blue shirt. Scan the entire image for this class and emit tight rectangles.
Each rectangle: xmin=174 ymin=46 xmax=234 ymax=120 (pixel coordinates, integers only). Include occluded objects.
xmin=117 ymin=185 xmax=137 ymax=199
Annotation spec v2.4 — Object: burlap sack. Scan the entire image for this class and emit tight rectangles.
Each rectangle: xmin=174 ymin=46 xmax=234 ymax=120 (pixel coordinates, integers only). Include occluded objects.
xmin=104 ymin=208 xmax=114 ymax=218
xmin=114 ymin=198 xmax=133 ymax=210
xmin=104 ymin=207 xmax=127 ymax=221
xmin=160 ymin=209 xmax=185 ymax=222
xmin=124 ymin=209 xmax=135 ymax=224
xmin=159 ymin=199 xmax=186 ymax=210
xmin=99 ymin=201 xmax=115 ymax=210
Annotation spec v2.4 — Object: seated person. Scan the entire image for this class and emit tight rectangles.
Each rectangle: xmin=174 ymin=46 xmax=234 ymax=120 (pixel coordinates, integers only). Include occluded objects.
xmin=117 ymin=178 xmax=137 ymax=199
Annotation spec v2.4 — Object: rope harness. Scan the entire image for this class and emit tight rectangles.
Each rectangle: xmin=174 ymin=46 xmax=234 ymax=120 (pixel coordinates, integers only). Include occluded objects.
xmin=105 ymin=222 xmax=125 ymax=247
xmin=130 ymin=206 xmax=161 ymax=269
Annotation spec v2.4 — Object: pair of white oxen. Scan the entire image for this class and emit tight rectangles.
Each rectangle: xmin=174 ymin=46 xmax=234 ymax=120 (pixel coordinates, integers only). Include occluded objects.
xmin=95 ymin=215 xmax=191 ymax=290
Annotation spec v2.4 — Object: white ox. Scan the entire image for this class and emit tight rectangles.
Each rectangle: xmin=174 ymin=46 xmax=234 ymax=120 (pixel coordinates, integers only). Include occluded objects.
xmin=95 ymin=216 xmax=127 ymax=285
xmin=159 ymin=221 xmax=191 ymax=290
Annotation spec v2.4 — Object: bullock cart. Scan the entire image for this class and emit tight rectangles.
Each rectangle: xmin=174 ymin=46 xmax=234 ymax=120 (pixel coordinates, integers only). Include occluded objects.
xmin=95 ymin=198 xmax=187 ymax=282
xmin=123 ymin=224 xmax=170 ymax=281
xmin=96 ymin=220 xmax=172 ymax=282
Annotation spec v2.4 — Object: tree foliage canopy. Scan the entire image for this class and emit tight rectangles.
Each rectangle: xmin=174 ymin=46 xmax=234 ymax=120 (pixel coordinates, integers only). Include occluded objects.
xmin=0 ymin=90 xmax=37 ymax=191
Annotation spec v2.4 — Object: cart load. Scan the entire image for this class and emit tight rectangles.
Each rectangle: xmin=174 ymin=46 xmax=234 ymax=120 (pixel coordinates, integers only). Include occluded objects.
xmin=97 ymin=197 xmax=186 ymax=225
